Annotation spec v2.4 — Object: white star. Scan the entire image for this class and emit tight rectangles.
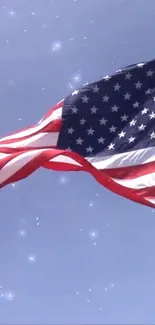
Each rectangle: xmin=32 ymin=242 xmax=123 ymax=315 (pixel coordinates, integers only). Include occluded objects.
xmin=119 ymin=131 xmax=126 ymax=138
xmin=92 ymin=84 xmax=99 ymax=92
xmin=125 ymin=72 xmax=132 ymax=80
xmin=72 ymin=106 xmax=78 ymax=113
xmin=114 ymin=83 xmax=121 ymax=91
xmin=147 ymin=70 xmax=154 ymax=77
xmin=129 ymin=136 xmax=135 ymax=143
xmin=149 ymin=112 xmax=155 ymax=119
xmin=121 ymin=114 xmax=128 ymax=122
xmin=87 ymin=127 xmax=95 ymax=135
xmin=138 ymin=124 xmax=146 ymax=131
xmin=86 ymin=146 xmax=93 ymax=153
xmin=76 ymin=137 xmax=83 ymax=145
xmin=135 ymin=81 xmax=142 ymax=89
xmin=80 ymin=118 xmax=86 ymax=125
xmin=130 ymin=119 xmax=137 ymax=126
xmin=103 ymin=75 xmax=111 ymax=81
xmin=111 ymin=105 xmax=119 ymax=112
xmin=68 ymin=127 xmax=74 ymax=134
xmin=91 ymin=106 xmax=98 ymax=113
xmin=137 ymin=62 xmax=145 ymax=67
xmin=133 ymin=101 xmax=139 ymax=108
xmin=145 ymin=89 xmax=151 ymax=95
xmin=141 ymin=107 xmax=148 ymax=114
xmin=102 ymin=95 xmax=109 ymax=102
xmin=82 ymin=95 xmax=89 ymax=103
xmin=124 ymin=92 xmax=131 ymax=100
xmin=98 ymin=137 xmax=105 ymax=144
xmin=116 ymin=69 xmax=122 ymax=73
xmin=109 ymin=125 xmax=117 ymax=133
xmin=150 ymin=132 xmax=155 ymax=139
xmin=72 ymin=90 xmax=79 ymax=96
xmin=99 ymin=117 xmax=107 ymax=125
xmin=108 ymin=143 xmax=115 ymax=150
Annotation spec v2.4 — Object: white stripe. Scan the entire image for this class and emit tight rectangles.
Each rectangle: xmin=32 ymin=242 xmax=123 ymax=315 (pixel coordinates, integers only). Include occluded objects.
xmin=38 ymin=100 xmax=64 ymax=124
xmin=0 ymin=153 xmax=11 ymax=159
xmin=51 ymin=152 xmax=155 ymax=192
xmin=146 ymin=198 xmax=155 ymax=204
xmin=0 ymin=132 xmax=59 ymax=148
xmin=50 ymin=149 xmax=155 ymax=192
xmin=1 ymin=148 xmax=154 ymax=191
xmin=113 ymin=172 xmax=155 ymax=189
xmin=87 ymin=147 xmax=155 ymax=169
xmin=0 ymin=149 xmax=50 ymax=184
xmin=50 ymin=147 xmax=155 ymax=170
xmin=51 ymin=155 xmax=81 ymax=166
xmin=0 ymin=107 xmax=62 ymax=142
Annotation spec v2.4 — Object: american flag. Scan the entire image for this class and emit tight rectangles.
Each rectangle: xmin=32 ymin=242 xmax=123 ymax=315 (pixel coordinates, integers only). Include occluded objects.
xmin=1 ymin=59 xmax=155 ymax=208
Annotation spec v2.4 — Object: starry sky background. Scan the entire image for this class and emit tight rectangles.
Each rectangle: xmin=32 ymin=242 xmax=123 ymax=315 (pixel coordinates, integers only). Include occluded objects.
xmin=1 ymin=0 xmax=155 ymax=324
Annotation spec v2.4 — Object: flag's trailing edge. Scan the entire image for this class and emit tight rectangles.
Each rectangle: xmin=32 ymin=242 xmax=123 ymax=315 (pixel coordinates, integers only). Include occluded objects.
xmin=1 ymin=59 xmax=155 ymax=208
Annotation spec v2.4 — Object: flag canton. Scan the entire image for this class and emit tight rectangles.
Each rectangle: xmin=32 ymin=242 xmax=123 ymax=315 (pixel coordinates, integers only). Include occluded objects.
xmin=57 ymin=60 xmax=155 ymax=157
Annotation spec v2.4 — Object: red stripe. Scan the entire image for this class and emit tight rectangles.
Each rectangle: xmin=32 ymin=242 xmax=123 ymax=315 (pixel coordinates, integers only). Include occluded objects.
xmin=43 ymin=157 xmax=155 ymax=180
xmin=42 ymin=119 xmax=62 ymax=133
xmin=5 ymin=150 xmax=151 ymax=207
xmin=1 ymin=146 xmax=154 ymax=208
xmin=0 ymin=146 xmax=57 ymax=154
xmin=43 ymin=159 xmax=83 ymax=171
xmin=0 ymin=124 xmax=36 ymax=144
xmin=56 ymin=151 xmax=155 ymax=208
xmin=41 ymin=100 xmax=64 ymax=121
xmin=0 ymin=111 xmax=62 ymax=145
xmin=0 ymin=149 xmax=62 ymax=189
xmin=125 ymin=185 xmax=155 ymax=198
xmin=0 ymin=148 xmax=154 ymax=207
xmin=43 ymin=157 xmax=155 ymax=204
xmin=0 ymin=153 xmax=21 ymax=170
xmin=101 ymin=161 xmax=155 ymax=180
